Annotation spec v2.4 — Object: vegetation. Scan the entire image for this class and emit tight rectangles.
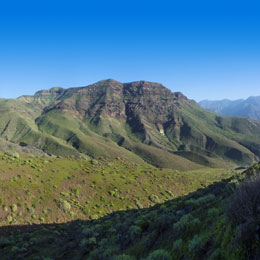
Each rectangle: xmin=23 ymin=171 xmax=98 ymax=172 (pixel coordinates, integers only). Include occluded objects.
xmin=0 ymin=80 xmax=260 ymax=259
xmin=0 ymin=153 xmax=233 ymax=225
xmin=0 ymin=159 xmax=258 ymax=259
xmin=0 ymin=80 xmax=260 ymax=169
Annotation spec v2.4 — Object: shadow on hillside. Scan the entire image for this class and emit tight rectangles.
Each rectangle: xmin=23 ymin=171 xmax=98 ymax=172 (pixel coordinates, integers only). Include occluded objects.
xmin=0 ymin=176 xmax=235 ymax=260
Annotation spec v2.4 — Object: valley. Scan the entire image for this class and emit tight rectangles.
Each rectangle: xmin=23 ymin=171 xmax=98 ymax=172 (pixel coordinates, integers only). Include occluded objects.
xmin=0 ymin=80 xmax=259 ymax=259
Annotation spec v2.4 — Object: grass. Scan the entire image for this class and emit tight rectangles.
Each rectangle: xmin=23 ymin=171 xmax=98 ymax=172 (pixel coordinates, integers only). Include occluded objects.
xmin=0 ymin=153 xmax=235 ymax=226
xmin=0 ymin=158 xmax=253 ymax=260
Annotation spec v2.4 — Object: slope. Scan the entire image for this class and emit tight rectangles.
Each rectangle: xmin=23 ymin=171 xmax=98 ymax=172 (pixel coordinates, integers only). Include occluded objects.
xmin=0 ymin=159 xmax=259 ymax=259
xmin=0 ymin=79 xmax=260 ymax=169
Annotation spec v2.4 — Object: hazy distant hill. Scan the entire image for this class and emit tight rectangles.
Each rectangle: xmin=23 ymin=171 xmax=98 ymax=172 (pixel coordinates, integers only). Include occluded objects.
xmin=199 ymin=96 xmax=260 ymax=120
xmin=0 ymin=79 xmax=260 ymax=168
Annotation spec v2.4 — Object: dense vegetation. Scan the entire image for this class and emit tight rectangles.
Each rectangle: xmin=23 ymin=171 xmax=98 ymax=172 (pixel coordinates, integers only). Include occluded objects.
xmin=0 ymin=155 xmax=259 ymax=259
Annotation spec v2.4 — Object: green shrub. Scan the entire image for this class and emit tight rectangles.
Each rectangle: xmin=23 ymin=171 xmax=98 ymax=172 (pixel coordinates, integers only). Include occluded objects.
xmin=7 ymin=215 xmax=13 ymax=223
xmin=186 ymin=194 xmax=216 ymax=207
xmin=228 ymin=175 xmax=260 ymax=244
xmin=5 ymin=151 xmax=20 ymax=159
xmin=188 ymin=234 xmax=203 ymax=255
xmin=173 ymin=238 xmax=183 ymax=252
xmin=208 ymin=248 xmax=222 ymax=260
xmin=55 ymin=199 xmax=71 ymax=212
xmin=11 ymin=204 xmax=18 ymax=212
xmin=0 ymin=237 xmax=12 ymax=247
xmin=173 ymin=213 xmax=193 ymax=233
xmin=145 ymin=249 xmax=171 ymax=260
xmin=129 ymin=225 xmax=142 ymax=241
xmin=112 ymin=255 xmax=136 ymax=260
xmin=208 ymin=207 xmax=220 ymax=218
xmin=149 ymin=194 xmax=160 ymax=203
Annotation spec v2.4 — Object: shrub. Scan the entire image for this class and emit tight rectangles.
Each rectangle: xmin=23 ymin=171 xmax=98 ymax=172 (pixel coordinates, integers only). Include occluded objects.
xmin=227 ymin=175 xmax=260 ymax=243
xmin=55 ymin=199 xmax=71 ymax=212
xmin=82 ymin=228 xmax=95 ymax=237
xmin=186 ymin=194 xmax=216 ymax=208
xmin=112 ymin=254 xmax=136 ymax=260
xmin=208 ymin=207 xmax=221 ymax=218
xmin=173 ymin=238 xmax=183 ymax=252
xmin=188 ymin=234 xmax=203 ymax=255
xmin=11 ymin=204 xmax=17 ymax=212
xmin=145 ymin=249 xmax=171 ymax=260
xmin=129 ymin=225 xmax=142 ymax=241
xmin=7 ymin=215 xmax=13 ymax=223
xmin=149 ymin=194 xmax=160 ymax=203
xmin=0 ymin=237 xmax=12 ymax=247
xmin=208 ymin=248 xmax=222 ymax=260
xmin=173 ymin=213 xmax=194 ymax=233
xmin=5 ymin=151 xmax=20 ymax=159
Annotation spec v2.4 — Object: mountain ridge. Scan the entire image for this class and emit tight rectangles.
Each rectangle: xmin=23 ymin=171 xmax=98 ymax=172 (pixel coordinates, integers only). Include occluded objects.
xmin=199 ymin=96 xmax=260 ymax=120
xmin=0 ymin=79 xmax=260 ymax=169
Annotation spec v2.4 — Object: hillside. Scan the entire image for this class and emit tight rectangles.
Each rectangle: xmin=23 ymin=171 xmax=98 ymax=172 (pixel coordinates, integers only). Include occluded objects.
xmin=199 ymin=96 xmax=260 ymax=120
xmin=0 ymin=79 xmax=260 ymax=169
xmin=0 ymin=155 xmax=259 ymax=260
xmin=0 ymin=153 xmax=233 ymax=225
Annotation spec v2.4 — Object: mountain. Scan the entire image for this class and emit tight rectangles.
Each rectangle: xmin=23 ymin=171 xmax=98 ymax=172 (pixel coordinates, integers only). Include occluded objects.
xmin=199 ymin=96 xmax=260 ymax=120
xmin=1 ymin=79 xmax=260 ymax=169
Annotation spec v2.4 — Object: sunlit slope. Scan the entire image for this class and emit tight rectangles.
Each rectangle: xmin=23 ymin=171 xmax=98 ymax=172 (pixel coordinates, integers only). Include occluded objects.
xmin=0 ymin=79 xmax=260 ymax=169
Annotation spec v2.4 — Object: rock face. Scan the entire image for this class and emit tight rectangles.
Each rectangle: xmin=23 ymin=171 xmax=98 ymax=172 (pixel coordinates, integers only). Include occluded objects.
xmin=44 ymin=80 xmax=191 ymax=144
xmin=0 ymin=79 xmax=260 ymax=168
xmin=18 ymin=87 xmax=65 ymax=108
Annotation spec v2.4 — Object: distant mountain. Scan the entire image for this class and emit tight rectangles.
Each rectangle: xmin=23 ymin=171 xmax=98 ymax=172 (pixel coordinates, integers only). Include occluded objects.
xmin=1 ymin=79 xmax=260 ymax=168
xmin=199 ymin=96 xmax=260 ymax=120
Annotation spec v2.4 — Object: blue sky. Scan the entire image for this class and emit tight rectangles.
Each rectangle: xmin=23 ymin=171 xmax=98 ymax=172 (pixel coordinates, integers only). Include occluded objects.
xmin=0 ymin=0 xmax=260 ymax=101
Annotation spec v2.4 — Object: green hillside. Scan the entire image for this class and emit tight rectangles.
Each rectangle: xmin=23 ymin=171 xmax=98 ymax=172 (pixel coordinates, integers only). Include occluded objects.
xmin=0 ymin=153 xmax=232 ymax=225
xmin=0 ymin=155 xmax=259 ymax=259
xmin=0 ymin=79 xmax=259 ymax=169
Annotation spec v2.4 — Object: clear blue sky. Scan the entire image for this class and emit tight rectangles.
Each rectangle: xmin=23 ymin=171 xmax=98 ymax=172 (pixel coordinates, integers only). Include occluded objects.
xmin=0 ymin=0 xmax=260 ymax=101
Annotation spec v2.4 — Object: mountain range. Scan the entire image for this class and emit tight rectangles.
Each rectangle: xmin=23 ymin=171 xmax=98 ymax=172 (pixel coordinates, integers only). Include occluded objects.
xmin=199 ymin=96 xmax=260 ymax=120
xmin=1 ymin=79 xmax=260 ymax=169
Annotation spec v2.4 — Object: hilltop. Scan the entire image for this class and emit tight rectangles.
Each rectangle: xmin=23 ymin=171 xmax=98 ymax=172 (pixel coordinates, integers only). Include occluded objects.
xmin=0 ymin=79 xmax=260 ymax=169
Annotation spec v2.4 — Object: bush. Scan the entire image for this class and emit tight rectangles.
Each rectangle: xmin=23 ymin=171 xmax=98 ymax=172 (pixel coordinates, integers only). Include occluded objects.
xmin=5 ymin=151 xmax=20 ymax=159
xmin=55 ymin=199 xmax=71 ymax=212
xmin=208 ymin=207 xmax=221 ymax=218
xmin=173 ymin=213 xmax=198 ymax=233
xmin=11 ymin=204 xmax=17 ymax=212
xmin=129 ymin=225 xmax=142 ymax=241
xmin=188 ymin=234 xmax=203 ymax=255
xmin=112 ymin=254 xmax=136 ymax=260
xmin=82 ymin=228 xmax=95 ymax=237
xmin=227 ymin=175 xmax=260 ymax=243
xmin=149 ymin=194 xmax=160 ymax=203
xmin=145 ymin=249 xmax=171 ymax=260
xmin=0 ymin=237 xmax=12 ymax=247
xmin=186 ymin=194 xmax=216 ymax=208
xmin=173 ymin=238 xmax=183 ymax=252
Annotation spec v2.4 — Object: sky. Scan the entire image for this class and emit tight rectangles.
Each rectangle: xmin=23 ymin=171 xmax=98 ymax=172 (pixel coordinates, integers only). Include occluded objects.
xmin=0 ymin=0 xmax=260 ymax=101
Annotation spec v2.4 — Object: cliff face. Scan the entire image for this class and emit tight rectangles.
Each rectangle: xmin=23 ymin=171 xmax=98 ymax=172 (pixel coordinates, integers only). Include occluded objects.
xmin=18 ymin=87 xmax=65 ymax=108
xmin=0 ymin=79 xmax=259 ymax=168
